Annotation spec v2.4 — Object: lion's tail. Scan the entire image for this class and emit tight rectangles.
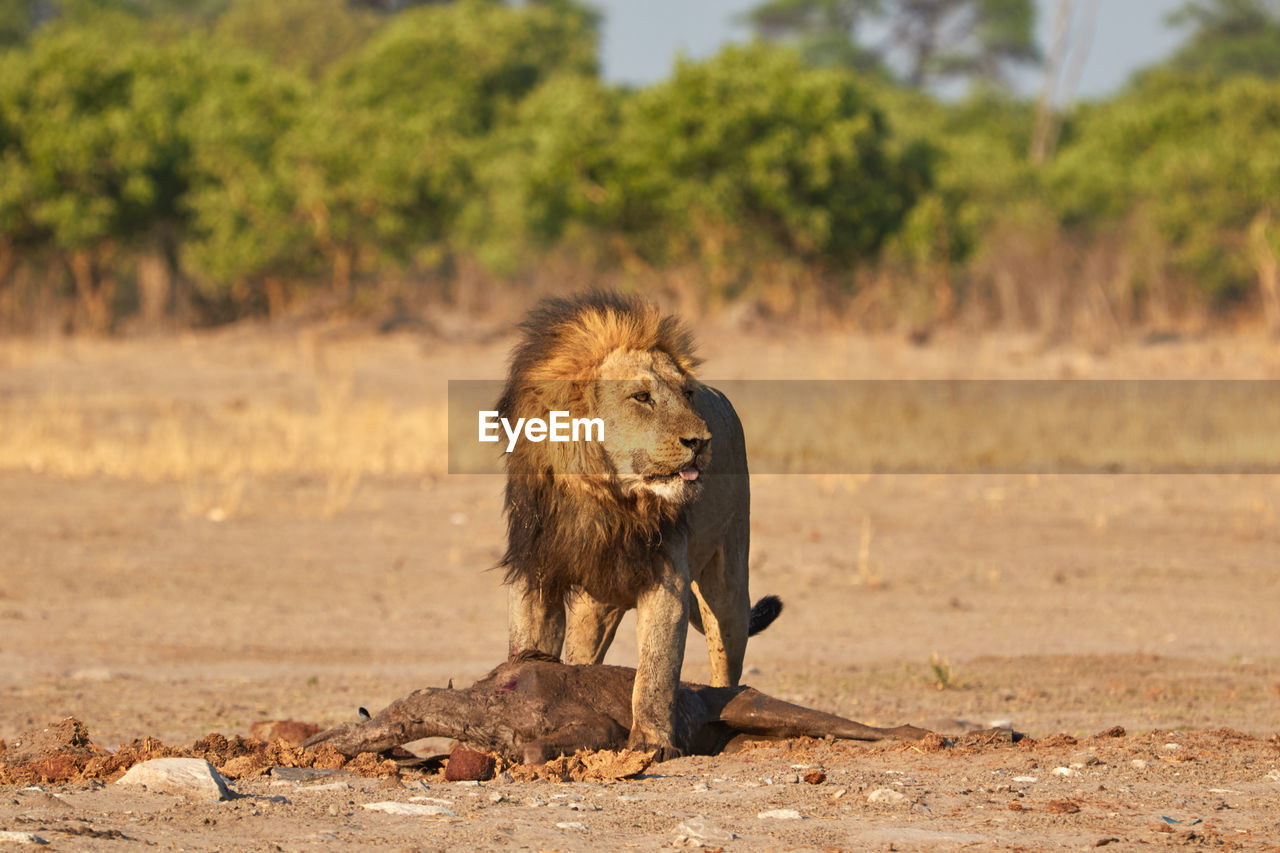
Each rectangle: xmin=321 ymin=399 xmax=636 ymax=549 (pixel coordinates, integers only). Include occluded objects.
xmin=747 ymin=595 xmax=783 ymax=636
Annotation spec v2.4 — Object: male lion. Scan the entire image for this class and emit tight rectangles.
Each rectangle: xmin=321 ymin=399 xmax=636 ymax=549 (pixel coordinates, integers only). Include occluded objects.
xmin=497 ymin=291 xmax=779 ymax=758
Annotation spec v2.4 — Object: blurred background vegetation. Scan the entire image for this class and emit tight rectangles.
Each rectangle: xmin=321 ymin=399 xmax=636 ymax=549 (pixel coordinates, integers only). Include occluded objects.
xmin=0 ymin=0 xmax=1278 ymax=336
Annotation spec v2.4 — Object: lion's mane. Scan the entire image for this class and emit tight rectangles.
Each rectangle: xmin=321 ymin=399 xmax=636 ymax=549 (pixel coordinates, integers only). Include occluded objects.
xmin=497 ymin=291 xmax=702 ymax=607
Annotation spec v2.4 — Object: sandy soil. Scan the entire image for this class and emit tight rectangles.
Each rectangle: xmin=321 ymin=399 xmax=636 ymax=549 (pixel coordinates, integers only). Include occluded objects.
xmin=2 ymin=325 xmax=1280 ymax=850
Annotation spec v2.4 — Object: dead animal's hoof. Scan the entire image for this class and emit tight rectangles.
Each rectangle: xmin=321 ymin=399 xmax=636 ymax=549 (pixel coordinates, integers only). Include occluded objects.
xmin=444 ymin=748 xmax=495 ymax=782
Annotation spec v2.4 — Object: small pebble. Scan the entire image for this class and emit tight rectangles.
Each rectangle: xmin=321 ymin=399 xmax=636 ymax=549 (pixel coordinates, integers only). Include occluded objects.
xmin=1013 ymin=776 xmax=1038 ymax=783
xmin=1132 ymin=759 xmax=1148 ymax=770
xmin=555 ymin=821 xmax=586 ymax=830
xmin=1052 ymin=767 xmax=1074 ymax=777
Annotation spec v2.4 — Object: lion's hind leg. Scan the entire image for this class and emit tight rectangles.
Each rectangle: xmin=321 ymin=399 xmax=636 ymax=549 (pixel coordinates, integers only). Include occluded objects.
xmin=691 ymin=540 xmax=751 ymax=688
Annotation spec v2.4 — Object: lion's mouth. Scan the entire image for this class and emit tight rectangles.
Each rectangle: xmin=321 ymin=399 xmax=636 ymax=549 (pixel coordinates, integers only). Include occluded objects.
xmin=647 ymin=463 xmax=701 ymax=483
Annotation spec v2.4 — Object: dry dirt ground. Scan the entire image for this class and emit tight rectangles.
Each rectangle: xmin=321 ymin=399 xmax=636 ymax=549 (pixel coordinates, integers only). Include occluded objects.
xmin=2 ymin=324 xmax=1280 ymax=850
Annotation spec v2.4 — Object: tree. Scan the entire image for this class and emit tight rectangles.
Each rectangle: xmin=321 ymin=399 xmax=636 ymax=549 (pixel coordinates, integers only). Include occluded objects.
xmin=744 ymin=0 xmax=886 ymax=71
xmin=213 ymin=0 xmax=379 ymax=79
xmin=1051 ymin=71 xmax=1280 ymax=308
xmin=746 ymin=0 xmax=1039 ymax=89
xmin=1164 ymin=0 xmax=1280 ymax=79
xmin=0 ymin=15 xmax=201 ymax=330
xmin=605 ymin=44 xmax=928 ymax=276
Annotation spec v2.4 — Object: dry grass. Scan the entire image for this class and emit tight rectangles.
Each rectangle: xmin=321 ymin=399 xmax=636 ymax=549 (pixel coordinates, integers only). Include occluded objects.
xmin=0 ymin=392 xmax=447 ymax=482
xmin=5 ymin=331 xmax=1280 ymax=512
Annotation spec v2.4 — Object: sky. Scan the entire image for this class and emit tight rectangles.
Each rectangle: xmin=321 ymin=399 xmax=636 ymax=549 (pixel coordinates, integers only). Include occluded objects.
xmin=597 ymin=0 xmax=1188 ymax=100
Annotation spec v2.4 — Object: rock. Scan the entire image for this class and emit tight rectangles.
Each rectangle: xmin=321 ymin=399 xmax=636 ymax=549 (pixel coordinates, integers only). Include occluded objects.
xmin=555 ymin=821 xmax=586 ymax=830
xmin=0 ymin=831 xmax=46 ymax=845
xmin=803 ymin=770 xmax=827 ymax=785
xmin=116 ymin=758 xmax=232 ymax=801
xmin=362 ymin=801 xmax=456 ymax=817
xmin=488 ymin=791 xmax=506 ymax=803
xmin=757 ymin=808 xmax=803 ymax=820
xmin=1265 ymin=769 xmax=1280 ymax=782
xmin=690 ymin=781 xmax=710 ymax=792
xmin=1012 ymin=776 xmax=1038 ymax=783
xmin=1131 ymin=759 xmax=1148 ymax=770
xmin=444 ymin=747 xmax=495 ymax=782
xmin=868 ymin=788 xmax=908 ymax=805
xmin=675 ymin=816 xmax=736 ymax=842
xmin=248 ymin=720 xmax=320 ymax=746
xmin=1052 ymin=766 xmax=1074 ymax=777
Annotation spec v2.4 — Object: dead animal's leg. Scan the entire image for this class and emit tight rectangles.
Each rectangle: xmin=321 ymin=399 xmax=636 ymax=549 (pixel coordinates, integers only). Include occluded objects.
xmin=563 ymin=590 xmax=625 ymax=665
xmin=507 ymin=574 xmax=566 ymax=659
xmin=517 ymin=720 xmax=629 ymax=765
xmin=713 ymin=687 xmax=930 ymax=742
xmin=303 ymin=688 xmax=484 ymax=757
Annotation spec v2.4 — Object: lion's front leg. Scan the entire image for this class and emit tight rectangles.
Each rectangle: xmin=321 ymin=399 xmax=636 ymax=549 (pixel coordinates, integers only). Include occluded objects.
xmin=507 ymin=575 xmax=566 ymax=659
xmin=628 ymin=554 xmax=690 ymax=760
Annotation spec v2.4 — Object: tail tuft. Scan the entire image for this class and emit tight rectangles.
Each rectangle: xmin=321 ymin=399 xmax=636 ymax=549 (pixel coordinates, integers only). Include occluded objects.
xmin=747 ymin=595 xmax=783 ymax=636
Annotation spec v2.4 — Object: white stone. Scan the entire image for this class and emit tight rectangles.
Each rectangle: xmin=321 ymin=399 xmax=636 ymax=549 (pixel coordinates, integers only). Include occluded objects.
xmin=363 ymin=801 xmax=456 ymax=817
xmin=0 ymin=831 xmax=46 ymax=845
xmin=116 ymin=758 xmax=232 ymax=801
xmin=867 ymin=788 xmax=908 ymax=805
xmin=1012 ymin=776 xmax=1038 ymax=783
xmin=555 ymin=821 xmax=586 ymax=830
xmin=1132 ymin=759 xmax=1148 ymax=770
xmin=758 ymin=808 xmax=803 ymax=819
xmin=1265 ymin=769 xmax=1280 ymax=782
xmin=675 ymin=816 xmax=736 ymax=841
xmin=1052 ymin=767 xmax=1074 ymax=777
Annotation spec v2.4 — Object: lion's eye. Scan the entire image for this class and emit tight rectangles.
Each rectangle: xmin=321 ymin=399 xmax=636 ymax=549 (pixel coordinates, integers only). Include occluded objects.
xmin=632 ymin=391 xmax=652 ymax=404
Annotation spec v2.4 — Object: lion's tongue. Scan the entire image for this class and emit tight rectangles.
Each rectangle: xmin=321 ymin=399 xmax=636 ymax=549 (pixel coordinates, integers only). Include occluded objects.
xmin=679 ymin=467 xmax=699 ymax=482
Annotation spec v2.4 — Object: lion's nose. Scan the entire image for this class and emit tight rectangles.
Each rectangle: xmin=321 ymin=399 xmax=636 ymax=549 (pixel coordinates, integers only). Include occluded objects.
xmin=680 ymin=435 xmax=707 ymax=454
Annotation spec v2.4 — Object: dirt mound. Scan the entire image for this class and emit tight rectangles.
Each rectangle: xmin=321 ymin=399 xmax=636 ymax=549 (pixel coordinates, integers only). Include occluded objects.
xmin=0 ymin=718 xmax=397 ymax=784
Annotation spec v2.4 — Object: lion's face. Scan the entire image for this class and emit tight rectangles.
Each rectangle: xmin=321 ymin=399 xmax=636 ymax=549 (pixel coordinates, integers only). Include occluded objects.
xmin=593 ymin=348 xmax=711 ymax=505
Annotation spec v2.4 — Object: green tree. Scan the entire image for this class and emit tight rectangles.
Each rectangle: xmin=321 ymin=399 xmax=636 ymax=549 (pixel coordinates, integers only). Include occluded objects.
xmin=746 ymin=0 xmax=1039 ymax=88
xmin=0 ymin=15 xmax=201 ymax=329
xmin=213 ymin=0 xmax=379 ymax=80
xmin=327 ymin=0 xmax=597 ymax=135
xmin=605 ymin=44 xmax=928 ymax=281
xmin=1164 ymin=0 xmax=1280 ymax=79
xmin=1051 ymin=70 xmax=1280 ymax=307
xmin=178 ymin=43 xmax=314 ymax=316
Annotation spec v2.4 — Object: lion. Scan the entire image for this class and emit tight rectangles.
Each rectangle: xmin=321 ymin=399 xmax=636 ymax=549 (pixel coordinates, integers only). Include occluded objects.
xmin=496 ymin=291 xmax=780 ymax=759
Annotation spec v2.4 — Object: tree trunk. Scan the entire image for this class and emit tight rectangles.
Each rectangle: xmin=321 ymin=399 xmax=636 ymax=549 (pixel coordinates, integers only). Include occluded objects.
xmin=136 ymin=249 xmax=172 ymax=330
xmin=1249 ymin=210 xmax=1280 ymax=334
xmin=70 ymin=248 xmax=113 ymax=334
xmin=1030 ymin=0 xmax=1073 ymax=165
xmin=332 ymin=246 xmax=353 ymax=300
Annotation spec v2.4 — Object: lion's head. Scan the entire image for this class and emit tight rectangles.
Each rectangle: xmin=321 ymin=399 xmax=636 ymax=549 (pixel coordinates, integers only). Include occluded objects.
xmin=497 ymin=291 xmax=711 ymax=605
